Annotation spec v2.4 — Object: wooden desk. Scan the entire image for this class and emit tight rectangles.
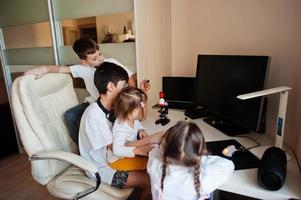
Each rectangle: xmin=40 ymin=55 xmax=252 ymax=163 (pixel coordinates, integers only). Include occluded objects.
xmin=142 ymin=109 xmax=301 ymax=200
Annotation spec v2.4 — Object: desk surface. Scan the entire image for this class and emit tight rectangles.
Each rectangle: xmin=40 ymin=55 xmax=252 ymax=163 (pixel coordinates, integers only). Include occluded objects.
xmin=142 ymin=109 xmax=301 ymax=200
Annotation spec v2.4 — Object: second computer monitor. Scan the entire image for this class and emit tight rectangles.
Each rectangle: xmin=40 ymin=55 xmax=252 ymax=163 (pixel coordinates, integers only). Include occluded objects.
xmin=162 ymin=76 xmax=195 ymax=110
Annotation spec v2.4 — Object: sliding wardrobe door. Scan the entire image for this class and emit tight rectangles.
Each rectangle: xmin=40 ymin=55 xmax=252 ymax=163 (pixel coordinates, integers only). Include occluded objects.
xmin=0 ymin=0 xmax=136 ymax=153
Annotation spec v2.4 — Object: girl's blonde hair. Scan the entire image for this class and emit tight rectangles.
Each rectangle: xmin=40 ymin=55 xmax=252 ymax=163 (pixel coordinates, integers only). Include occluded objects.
xmin=160 ymin=121 xmax=207 ymax=198
xmin=114 ymin=86 xmax=147 ymax=121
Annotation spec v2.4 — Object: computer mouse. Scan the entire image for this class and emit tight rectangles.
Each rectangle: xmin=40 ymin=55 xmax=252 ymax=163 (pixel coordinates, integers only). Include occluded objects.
xmin=222 ymin=145 xmax=237 ymax=157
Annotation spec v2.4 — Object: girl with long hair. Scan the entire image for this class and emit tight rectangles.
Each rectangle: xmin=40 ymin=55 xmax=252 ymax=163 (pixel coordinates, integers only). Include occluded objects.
xmin=147 ymin=121 xmax=234 ymax=200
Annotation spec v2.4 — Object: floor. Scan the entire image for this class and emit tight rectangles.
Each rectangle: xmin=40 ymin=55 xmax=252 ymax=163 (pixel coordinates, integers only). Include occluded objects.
xmin=0 ymin=153 xmax=139 ymax=200
xmin=0 ymin=153 xmax=60 ymax=200
xmin=0 ymin=103 xmax=59 ymax=200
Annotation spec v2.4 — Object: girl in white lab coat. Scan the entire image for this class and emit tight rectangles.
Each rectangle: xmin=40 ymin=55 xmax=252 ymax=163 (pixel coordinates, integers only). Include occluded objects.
xmin=147 ymin=121 xmax=234 ymax=200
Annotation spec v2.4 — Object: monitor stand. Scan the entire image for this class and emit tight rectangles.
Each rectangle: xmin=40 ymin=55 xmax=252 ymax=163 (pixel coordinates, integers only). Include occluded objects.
xmin=203 ymin=116 xmax=249 ymax=136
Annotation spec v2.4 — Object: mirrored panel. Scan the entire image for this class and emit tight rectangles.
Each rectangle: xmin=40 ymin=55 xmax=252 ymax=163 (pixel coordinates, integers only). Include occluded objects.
xmin=0 ymin=0 xmax=49 ymax=28
xmin=61 ymin=12 xmax=135 ymax=45
xmin=2 ymin=22 xmax=52 ymax=49
xmin=53 ymin=0 xmax=133 ymax=21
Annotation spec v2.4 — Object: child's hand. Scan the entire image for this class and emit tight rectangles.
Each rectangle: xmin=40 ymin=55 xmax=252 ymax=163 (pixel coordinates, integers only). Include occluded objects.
xmin=107 ymin=143 xmax=113 ymax=151
xmin=24 ymin=66 xmax=48 ymax=79
xmin=138 ymin=130 xmax=148 ymax=139
xmin=150 ymin=131 xmax=165 ymax=144
xmin=140 ymin=80 xmax=151 ymax=93
xmin=135 ymin=144 xmax=153 ymax=156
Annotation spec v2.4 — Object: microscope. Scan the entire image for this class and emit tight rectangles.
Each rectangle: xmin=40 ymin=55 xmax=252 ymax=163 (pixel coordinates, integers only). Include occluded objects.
xmin=155 ymin=92 xmax=170 ymax=126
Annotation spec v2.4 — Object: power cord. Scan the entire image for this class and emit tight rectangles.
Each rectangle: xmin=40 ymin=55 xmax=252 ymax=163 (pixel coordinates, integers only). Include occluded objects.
xmin=283 ymin=142 xmax=301 ymax=173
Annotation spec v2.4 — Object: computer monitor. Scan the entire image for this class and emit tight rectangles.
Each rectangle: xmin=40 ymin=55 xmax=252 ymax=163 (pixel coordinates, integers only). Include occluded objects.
xmin=162 ymin=76 xmax=195 ymax=110
xmin=194 ymin=55 xmax=269 ymax=135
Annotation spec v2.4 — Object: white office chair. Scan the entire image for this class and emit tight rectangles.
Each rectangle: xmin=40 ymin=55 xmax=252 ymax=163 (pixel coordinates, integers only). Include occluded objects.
xmin=11 ymin=73 xmax=132 ymax=200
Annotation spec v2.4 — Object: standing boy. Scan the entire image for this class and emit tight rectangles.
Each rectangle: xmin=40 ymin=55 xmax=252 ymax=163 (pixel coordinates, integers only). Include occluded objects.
xmin=25 ymin=37 xmax=149 ymax=143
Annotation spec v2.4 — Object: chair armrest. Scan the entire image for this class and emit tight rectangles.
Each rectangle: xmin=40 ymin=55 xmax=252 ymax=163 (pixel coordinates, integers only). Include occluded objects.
xmin=31 ymin=150 xmax=102 ymax=199
xmin=30 ymin=150 xmax=98 ymax=174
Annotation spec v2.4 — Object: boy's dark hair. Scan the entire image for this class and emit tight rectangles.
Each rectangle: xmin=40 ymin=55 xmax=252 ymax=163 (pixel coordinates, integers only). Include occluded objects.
xmin=94 ymin=62 xmax=129 ymax=95
xmin=72 ymin=37 xmax=99 ymax=60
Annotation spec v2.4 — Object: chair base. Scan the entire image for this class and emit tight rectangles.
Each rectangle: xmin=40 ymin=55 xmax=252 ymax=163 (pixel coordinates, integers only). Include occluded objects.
xmin=47 ymin=166 xmax=133 ymax=200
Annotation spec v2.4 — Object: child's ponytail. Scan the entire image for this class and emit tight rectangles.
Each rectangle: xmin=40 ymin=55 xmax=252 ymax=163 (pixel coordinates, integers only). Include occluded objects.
xmin=160 ymin=156 xmax=167 ymax=191
xmin=194 ymin=162 xmax=201 ymax=199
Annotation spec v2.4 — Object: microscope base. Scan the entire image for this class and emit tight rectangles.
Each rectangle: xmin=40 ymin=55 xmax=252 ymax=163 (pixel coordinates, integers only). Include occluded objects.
xmin=155 ymin=118 xmax=170 ymax=126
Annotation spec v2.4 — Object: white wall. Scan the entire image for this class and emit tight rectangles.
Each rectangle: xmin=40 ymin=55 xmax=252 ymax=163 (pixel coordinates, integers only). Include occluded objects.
xmin=135 ymin=0 xmax=172 ymax=107
xmin=171 ymin=0 xmax=301 ymax=160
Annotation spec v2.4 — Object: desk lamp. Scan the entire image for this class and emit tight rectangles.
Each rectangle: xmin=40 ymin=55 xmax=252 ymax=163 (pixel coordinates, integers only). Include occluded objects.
xmin=237 ymin=86 xmax=291 ymax=155
xmin=237 ymin=86 xmax=291 ymax=190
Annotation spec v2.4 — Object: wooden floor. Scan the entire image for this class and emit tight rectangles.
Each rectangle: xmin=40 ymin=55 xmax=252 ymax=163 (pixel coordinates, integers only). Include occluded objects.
xmin=0 ymin=153 xmax=60 ymax=200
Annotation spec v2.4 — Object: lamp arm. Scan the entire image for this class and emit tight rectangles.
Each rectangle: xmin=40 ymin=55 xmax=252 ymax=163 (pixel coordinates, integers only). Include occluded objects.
xmin=237 ymin=86 xmax=291 ymax=100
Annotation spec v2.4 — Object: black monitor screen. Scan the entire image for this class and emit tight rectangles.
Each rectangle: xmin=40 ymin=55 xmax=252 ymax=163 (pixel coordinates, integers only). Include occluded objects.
xmin=195 ymin=55 xmax=269 ymax=131
xmin=163 ymin=77 xmax=195 ymax=103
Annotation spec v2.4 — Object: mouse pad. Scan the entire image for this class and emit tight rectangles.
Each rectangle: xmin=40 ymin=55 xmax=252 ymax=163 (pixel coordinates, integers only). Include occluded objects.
xmin=206 ymin=139 xmax=260 ymax=170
